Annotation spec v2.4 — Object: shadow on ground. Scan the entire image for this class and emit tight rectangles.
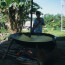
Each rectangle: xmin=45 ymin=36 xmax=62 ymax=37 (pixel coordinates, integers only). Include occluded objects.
xmin=57 ymin=36 xmax=65 ymax=41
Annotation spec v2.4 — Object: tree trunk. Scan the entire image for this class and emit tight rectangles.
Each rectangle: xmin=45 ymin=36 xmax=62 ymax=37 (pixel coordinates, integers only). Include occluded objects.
xmin=6 ymin=14 xmax=11 ymax=32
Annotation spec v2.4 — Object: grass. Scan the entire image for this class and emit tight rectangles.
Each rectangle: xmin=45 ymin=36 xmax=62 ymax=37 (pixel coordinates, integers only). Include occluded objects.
xmin=48 ymin=31 xmax=65 ymax=37
xmin=22 ymin=28 xmax=65 ymax=37
xmin=43 ymin=28 xmax=65 ymax=37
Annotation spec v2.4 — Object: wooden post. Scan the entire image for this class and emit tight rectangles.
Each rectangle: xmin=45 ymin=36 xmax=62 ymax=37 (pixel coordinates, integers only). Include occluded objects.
xmin=30 ymin=0 xmax=33 ymax=34
xmin=2 ymin=39 xmax=14 ymax=59
xmin=0 ymin=0 xmax=1 ymax=20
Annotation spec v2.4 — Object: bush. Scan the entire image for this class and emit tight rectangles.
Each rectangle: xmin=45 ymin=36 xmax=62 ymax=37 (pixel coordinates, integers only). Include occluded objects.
xmin=0 ymin=27 xmax=7 ymax=33
xmin=44 ymin=14 xmax=61 ymax=29
xmin=0 ymin=14 xmax=8 ymax=23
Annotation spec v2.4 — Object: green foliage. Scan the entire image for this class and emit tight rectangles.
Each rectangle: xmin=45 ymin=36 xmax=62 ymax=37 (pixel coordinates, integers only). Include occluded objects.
xmin=1 ymin=1 xmax=7 ymax=10
xmin=5 ymin=0 xmax=13 ymax=6
xmin=0 ymin=2 xmax=1 ymax=8
xmin=1 ymin=1 xmax=6 ymax=6
xmin=44 ymin=14 xmax=61 ymax=29
xmin=0 ymin=27 xmax=6 ymax=33
xmin=63 ymin=16 xmax=65 ymax=28
xmin=44 ymin=14 xmax=54 ymax=23
xmin=0 ymin=14 xmax=7 ymax=23
xmin=0 ymin=14 xmax=8 ymax=33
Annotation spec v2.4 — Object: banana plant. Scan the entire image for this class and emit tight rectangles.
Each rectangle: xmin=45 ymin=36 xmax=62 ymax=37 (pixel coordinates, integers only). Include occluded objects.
xmin=4 ymin=0 xmax=42 ymax=33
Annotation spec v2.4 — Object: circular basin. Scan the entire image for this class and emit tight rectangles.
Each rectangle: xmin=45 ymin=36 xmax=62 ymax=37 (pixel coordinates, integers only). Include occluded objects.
xmin=9 ymin=33 xmax=56 ymax=50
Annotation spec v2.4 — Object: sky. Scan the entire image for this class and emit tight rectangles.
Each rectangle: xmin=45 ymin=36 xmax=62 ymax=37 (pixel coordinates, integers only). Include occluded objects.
xmin=34 ymin=0 xmax=65 ymax=15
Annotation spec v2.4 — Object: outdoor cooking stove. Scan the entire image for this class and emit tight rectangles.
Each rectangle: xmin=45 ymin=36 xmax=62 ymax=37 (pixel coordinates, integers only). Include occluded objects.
xmin=16 ymin=47 xmax=37 ymax=62
xmin=2 ymin=33 xmax=56 ymax=65
xmin=7 ymin=46 xmax=39 ymax=65
xmin=16 ymin=47 xmax=35 ymax=58
xmin=0 ymin=47 xmax=38 ymax=65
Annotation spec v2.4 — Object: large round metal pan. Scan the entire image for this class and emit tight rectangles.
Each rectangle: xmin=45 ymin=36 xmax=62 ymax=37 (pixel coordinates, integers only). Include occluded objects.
xmin=9 ymin=33 xmax=56 ymax=50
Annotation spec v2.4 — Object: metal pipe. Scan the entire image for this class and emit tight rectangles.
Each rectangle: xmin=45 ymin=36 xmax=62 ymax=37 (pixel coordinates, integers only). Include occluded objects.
xmin=61 ymin=0 xmax=63 ymax=31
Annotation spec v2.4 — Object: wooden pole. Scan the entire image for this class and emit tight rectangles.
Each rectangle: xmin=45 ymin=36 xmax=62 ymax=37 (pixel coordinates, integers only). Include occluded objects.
xmin=0 ymin=0 xmax=1 ymax=20
xmin=30 ymin=0 xmax=33 ymax=34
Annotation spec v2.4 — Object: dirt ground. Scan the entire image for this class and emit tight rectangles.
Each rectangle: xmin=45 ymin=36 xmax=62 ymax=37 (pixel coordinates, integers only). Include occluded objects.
xmin=0 ymin=37 xmax=65 ymax=65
